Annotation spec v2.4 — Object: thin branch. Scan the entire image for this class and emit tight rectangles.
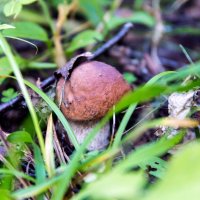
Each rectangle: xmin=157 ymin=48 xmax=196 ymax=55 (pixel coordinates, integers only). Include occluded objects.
xmin=0 ymin=23 xmax=133 ymax=114
xmin=89 ymin=22 xmax=133 ymax=60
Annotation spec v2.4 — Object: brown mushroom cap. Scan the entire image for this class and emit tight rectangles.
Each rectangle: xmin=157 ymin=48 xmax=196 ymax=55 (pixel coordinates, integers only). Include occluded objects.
xmin=56 ymin=61 xmax=131 ymax=121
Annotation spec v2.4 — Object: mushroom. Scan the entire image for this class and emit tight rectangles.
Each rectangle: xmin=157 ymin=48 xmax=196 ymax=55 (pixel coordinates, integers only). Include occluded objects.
xmin=56 ymin=61 xmax=131 ymax=151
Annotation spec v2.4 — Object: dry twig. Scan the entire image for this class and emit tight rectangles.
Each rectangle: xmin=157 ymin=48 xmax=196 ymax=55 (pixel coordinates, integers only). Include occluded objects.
xmin=0 ymin=23 xmax=133 ymax=114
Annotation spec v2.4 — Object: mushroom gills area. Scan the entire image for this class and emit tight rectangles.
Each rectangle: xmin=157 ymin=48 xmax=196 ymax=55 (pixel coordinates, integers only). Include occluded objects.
xmin=68 ymin=119 xmax=110 ymax=151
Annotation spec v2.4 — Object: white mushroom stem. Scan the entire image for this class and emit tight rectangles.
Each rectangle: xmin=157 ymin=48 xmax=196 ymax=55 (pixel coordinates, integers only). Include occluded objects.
xmin=68 ymin=119 xmax=110 ymax=151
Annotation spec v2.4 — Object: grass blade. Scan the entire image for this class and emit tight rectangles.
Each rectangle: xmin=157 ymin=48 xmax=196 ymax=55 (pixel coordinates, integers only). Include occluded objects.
xmin=0 ymin=33 xmax=45 ymax=159
xmin=45 ymin=114 xmax=55 ymax=177
xmin=112 ymin=104 xmax=137 ymax=149
xmin=23 ymin=79 xmax=79 ymax=150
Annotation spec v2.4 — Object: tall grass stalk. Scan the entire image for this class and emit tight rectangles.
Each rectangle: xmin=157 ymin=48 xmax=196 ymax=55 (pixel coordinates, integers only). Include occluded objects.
xmin=0 ymin=33 xmax=45 ymax=159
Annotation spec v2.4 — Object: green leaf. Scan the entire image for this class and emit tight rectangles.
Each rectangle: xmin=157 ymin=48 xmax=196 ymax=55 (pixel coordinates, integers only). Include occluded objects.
xmin=2 ymin=87 xmax=14 ymax=96
xmin=144 ymin=142 xmax=200 ymax=200
xmin=67 ymin=30 xmax=103 ymax=53
xmin=3 ymin=22 xmax=48 ymax=41
xmin=134 ymin=0 xmax=145 ymax=9
xmin=33 ymin=144 xmax=46 ymax=184
xmin=74 ymin=134 xmax=182 ymax=200
xmin=0 ymin=56 xmax=25 ymax=84
xmin=0 ymin=168 xmax=35 ymax=183
xmin=0 ymin=57 xmax=14 ymax=83
xmin=21 ymin=0 xmax=37 ymax=5
xmin=119 ymin=133 xmax=183 ymax=173
xmin=18 ymin=9 xmax=47 ymax=25
xmin=139 ymin=156 xmax=167 ymax=179
xmin=128 ymin=11 xmax=155 ymax=27
xmin=148 ymin=157 xmax=166 ymax=179
xmin=123 ymin=72 xmax=137 ymax=84
xmin=13 ymin=143 xmax=47 ymax=200
xmin=145 ymin=71 xmax=176 ymax=86
xmin=78 ymin=0 xmax=104 ymax=25
xmin=12 ymin=174 xmax=61 ymax=199
xmin=0 ymin=189 xmax=12 ymax=200
xmin=27 ymin=62 xmax=57 ymax=69
xmin=3 ymin=1 xmax=22 ymax=18
xmin=49 ymin=0 xmax=65 ymax=7
xmin=112 ymin=104 xmax=137 ymax=148
xmin=107 ymin=11 xmax=155 ymax=30
xmin=73 ymin=171 xmax=145 ymax=200
xmin=169 ymin=26 xmax=200 ymax=36
xmin=0 ymin=24 xmax=15 ymax=31
xmin=3 ymin=0 xmax=37 ymax=18
xmin=1 ymin=88 xmax=18 ymax=103
xmin=0 ymin=174 xmax=13 ymax=191
xmin=20 ymin=114 xmax=36 ymax=136
xmin=7 ymin=131 xmax=33 ymax=144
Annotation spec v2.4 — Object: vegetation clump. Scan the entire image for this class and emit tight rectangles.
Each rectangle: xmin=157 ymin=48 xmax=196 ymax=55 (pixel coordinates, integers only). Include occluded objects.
xmin=0 ymin=1 xmax=200 ymax=200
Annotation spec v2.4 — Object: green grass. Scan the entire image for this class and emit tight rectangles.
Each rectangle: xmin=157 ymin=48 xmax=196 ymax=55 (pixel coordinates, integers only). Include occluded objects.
xmin=0 ymin=33 xmax=45 ymax=160
xmin=1 ymin=1 xmax=200 ymax=199
xmin=1 ymin=54 xmax=199 ymax=199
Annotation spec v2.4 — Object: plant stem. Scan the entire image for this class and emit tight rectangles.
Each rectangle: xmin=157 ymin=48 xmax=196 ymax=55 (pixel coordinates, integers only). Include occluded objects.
xmin=53 ymin=1 xmax=78 ymax=67
xmin=38 ymin=0 xmax=55 ymax=34
xmin=112 ymin=104 xmax=137 ymax=149
xmin=0 ymin=33 xmax=45 ymax=160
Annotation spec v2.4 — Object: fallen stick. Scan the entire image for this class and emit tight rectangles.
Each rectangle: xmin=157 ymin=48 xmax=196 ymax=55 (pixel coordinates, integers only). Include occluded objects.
xmin=0 ymin=23 xmax=133 ymax=113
